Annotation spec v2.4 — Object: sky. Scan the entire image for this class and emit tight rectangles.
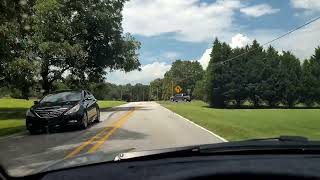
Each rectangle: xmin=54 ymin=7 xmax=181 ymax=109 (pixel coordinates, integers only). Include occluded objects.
xmin=106 ymin=0 xmax=320 ymax=85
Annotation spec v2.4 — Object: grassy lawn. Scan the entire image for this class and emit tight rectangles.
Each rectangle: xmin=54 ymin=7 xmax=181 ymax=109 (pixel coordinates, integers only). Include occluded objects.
xmin=0 ymin=98 xmax=33 ymax=137
xmin=0 ymin=99 xmax=126 ymax=137
xmin=97 ymin=101 xmax=126 ymax=110
xmin=159 ymin=101 xmax=320 ymax=141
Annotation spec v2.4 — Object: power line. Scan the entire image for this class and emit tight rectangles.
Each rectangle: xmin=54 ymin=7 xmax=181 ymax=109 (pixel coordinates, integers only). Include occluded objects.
xmin=216 ymin=15 xmax=320 ymax=65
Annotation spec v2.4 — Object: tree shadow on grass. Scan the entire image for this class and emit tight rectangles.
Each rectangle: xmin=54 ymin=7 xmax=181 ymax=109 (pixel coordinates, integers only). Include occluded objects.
xmin=0 ymin=107 xmax=29 ymax=120
xmin=0 ymin=107 xmax=29 ymax=111
xmin=0 ymin=126 xmax=25 ymax=137
xmin=0 ymin=111 xmax=26 ymax=120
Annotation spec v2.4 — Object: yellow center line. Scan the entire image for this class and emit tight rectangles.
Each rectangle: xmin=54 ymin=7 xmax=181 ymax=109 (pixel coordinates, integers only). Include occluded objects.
xmin=88 ymin=108 xmax=136 ymax=153
xmin=64 ymin=108 xmax=134 ymax=159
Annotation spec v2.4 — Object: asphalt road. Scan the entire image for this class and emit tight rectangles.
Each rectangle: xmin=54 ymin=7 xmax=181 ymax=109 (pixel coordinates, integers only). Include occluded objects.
xmin=0 ymin=102 xmax=225 ymax=177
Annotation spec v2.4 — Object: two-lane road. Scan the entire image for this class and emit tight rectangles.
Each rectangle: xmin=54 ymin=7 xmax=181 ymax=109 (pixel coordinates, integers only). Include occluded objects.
xmin=0 ymin=102 xmax=225 ymax=176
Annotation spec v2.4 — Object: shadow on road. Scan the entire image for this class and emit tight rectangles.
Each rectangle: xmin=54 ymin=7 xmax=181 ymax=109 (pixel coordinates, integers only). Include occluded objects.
xmin=100 ymin=106 xmax=152 ymax=112
xmin=107 ymin=128 xmax=147 ymax=140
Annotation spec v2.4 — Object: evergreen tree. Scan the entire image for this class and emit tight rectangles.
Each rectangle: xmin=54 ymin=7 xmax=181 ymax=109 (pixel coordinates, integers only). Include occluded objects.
xmin=278 ymin=51 xmax=302 ymax=107
xmin=206 ymin=39 xmax=232 ymax=107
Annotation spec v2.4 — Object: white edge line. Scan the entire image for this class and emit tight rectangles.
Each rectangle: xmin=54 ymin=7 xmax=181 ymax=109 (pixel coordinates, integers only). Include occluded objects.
xmin=157 ymin=102 xmax=228 ymax=142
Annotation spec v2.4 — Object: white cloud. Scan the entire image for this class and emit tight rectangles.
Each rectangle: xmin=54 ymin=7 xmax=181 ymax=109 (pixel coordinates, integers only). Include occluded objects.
xmin=197 ymin=34 xmax=250 ymax=69
xmin=106 ymin=62 xmax=171 ymax=85
xmin=234 ymin=20 xmax=320 ymax=60
xmin=163 ymin=51 xmax=180 ymax=60
xmin=197 ymin=20 xmax=320 ymax=68
xmin=198 ymin=48 xmax=211 ymax=69
xmin=123 ymin=0 xmax=242 ymax=42
xmin=229 ymin=33 xmax=251 ymax=49
xmin=290 ymin=0 xmax=320 ymax=11
xmin=240 ymin=4 xmax=280 ymax=17
xmin=270 ymin=20 xmax=320 ymax=60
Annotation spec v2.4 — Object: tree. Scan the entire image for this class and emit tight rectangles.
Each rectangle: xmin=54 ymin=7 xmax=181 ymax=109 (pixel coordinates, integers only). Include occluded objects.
xmin=301 ymin=47 xmax=320 ymax=106
xmin=193 ymin=79 xmax=206 ymax=101
xmin=7 ymin=58 xmax=37 ymax=99
xmin=259 ymin=46 xmax=281 ymax=107
xmin=167 ymin=60 xmax=204 ymax=94
xmin=223 ymin=47 xmax=248 ymax=107
xmin=150 ymin=78 xmax=163 ymax=100
xmin=206 ymin=39 xmax=232 ymax=107
xmin=245 ymin=40 xmax=265 ymax=107
xmin=157 ymin=60 xmax=204 ymax=100
xmin=32 ymin=0 xmax=141 ymax=94
xmin=278 ymin=51 xmax=302 ymax=108
xmin=1 ymin=0 xmax=35 ymax=98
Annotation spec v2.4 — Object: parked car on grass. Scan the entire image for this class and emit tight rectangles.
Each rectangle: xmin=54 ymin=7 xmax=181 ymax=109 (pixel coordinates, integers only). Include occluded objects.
xmin=170 ymin=93 xmax=191 ymax=102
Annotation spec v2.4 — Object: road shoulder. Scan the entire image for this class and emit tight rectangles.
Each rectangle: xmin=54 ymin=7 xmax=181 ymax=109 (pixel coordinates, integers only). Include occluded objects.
xmin=157 ymin=102 xmax=227 ymax=142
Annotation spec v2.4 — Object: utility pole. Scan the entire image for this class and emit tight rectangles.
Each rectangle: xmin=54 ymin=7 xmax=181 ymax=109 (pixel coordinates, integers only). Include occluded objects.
xmin=171 ymin=80 xmax=174 ymax=97
xmin=142 ymin=90 xmax=145 ymax=102
xmin=120 ymin=86 xmax=123 ymax=101
xmin=157 ymin=88 xmax=159 ymax=101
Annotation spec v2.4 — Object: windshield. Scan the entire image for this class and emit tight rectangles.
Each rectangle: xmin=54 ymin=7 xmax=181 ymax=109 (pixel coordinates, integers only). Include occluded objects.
xmin=40 ymin=92 xmax=82 ymax=103
xmin=1 ymin=0 xmax=320 ymax=178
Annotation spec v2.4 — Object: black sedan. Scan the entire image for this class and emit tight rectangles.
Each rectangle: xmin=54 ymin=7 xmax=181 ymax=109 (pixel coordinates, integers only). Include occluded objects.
xmin=26 ymin=90 xmax=100 ymax=134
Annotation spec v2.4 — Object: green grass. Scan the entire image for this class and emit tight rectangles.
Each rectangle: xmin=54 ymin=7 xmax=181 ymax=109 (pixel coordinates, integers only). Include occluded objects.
xmin=97 ymin=100 xmax=126 ymax=110
xmin=0 ymin=120 xmax=26 ymax=137
xmin=0 ymin=99 xmax=126 ymax=137
xmin=0 ymin=98 xmax=34 ymax=111
xmin=159 ymin=101 xmax=320 ymax=141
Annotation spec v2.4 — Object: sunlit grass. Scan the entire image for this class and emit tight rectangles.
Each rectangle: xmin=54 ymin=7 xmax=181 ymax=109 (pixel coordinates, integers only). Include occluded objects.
xmin=97 ymin=101 xmax=126 ymax=110
xmin=159 ymin=101 xmax=320 ymax=141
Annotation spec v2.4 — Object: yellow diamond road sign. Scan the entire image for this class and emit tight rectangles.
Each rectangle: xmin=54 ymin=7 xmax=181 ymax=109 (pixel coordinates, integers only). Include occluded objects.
xmin=175 ymin=85 xmax=182 ymax=93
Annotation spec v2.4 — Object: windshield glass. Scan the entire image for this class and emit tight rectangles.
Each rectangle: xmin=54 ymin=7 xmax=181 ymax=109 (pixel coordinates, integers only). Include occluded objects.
xmin=1 ymin=0 xmax=320 ymax=178
xmin=41 ymin=92 xmax=82 ymax=103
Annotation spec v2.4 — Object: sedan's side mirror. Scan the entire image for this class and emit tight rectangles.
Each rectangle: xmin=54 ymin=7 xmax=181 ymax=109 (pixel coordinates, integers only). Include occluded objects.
xmin=85 ymin=97 xmax=92 ymax=101
xmin=34 ymin=101 xmax=39 ymax=105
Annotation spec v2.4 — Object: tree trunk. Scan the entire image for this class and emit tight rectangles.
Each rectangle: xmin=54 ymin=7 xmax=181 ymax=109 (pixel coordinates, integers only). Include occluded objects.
xmin=40 ymin=60 xmax=51 ymax=95
xmin=236 ymin=99 xmax=242 ymax=108
xmin=288 ymin=100 xmax=294 ymax=108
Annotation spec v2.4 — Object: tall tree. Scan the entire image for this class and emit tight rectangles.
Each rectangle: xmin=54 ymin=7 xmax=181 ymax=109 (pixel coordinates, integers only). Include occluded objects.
xmin=159 ymin=60 xmax=204 ymax=100
xmin=32 ymin=0 xmax=141 ymax=94
xmin=1 ymin=0 xmax=36 ymax=98
xmin=224 ymin=47 xmax=248 ymax=107
xmin=301 ymin=47 xmax=320 ymax=106
xmin=193 ymin=79 xmax=206 ymax=101
xmin=245 ymin=40 xmax=265 ymax=107
xmin=150 ymin=78 xmax=163 ymax=100
xmin=205 ymin=39 xmax=232 ymax=107
xmin=278 ymin=51 xmax=302 ymax=107
xmin=259 ymin=46 xmax=281 ymax=107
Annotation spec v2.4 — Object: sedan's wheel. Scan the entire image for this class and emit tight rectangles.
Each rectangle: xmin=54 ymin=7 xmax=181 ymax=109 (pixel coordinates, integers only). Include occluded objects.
xmin=94 ymin=107 xmax=100 ymax=123
xmin=80 ymin=113 xmax=88 ymax=129
xmin=28 ymin=129 xmax=38 ymax=135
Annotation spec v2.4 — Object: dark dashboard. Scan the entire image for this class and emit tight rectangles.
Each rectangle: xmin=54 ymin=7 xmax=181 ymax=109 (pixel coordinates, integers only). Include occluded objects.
xmin=2 ymin=154 xmax=320 ymax=180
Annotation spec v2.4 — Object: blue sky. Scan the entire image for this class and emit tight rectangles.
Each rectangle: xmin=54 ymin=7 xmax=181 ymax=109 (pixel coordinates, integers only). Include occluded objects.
xmin=107 ymin=0 xmax=320 ymax=85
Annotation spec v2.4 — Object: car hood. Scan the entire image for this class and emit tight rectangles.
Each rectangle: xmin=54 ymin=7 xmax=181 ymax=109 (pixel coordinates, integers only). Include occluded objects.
xmin=33 ymin=101 xmax=80 ymax=110
xmin=37 ymin=148 xmax=135 ymax=174
xmin=37 ymin=137 xmax=320 ymax=175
